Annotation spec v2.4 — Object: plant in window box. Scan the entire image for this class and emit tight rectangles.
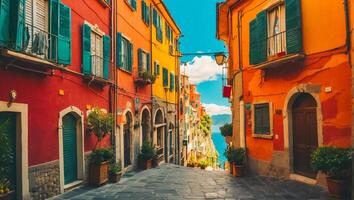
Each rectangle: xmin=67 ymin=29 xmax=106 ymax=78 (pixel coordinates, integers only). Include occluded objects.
xmin=108 ymin=161 xmax=122 ymax=183
xmin=232 ymin=148 xmax=246 ymax=177
xmin=87 ymin=108 xmax=114 ymax=187
xmin=137 ymin=71 xmax=156 ymax=85
xmin=311 ymin=147 xmax=353 ymax=198
xmin=0 ymin=121 xmax=15 ymax=200
xmin=138 ymin=141 xmax=156 ymax=170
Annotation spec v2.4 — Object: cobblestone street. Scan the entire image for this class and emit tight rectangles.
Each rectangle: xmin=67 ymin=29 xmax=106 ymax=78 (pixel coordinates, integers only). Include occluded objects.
xmin=52 ymin=164 xmax=333 ymax=200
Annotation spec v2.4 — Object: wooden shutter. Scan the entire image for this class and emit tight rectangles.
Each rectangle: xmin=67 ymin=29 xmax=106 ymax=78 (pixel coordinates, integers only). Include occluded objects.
xmin=58 ymin=3 xmax=71 ymax=65
xmin=127 ymin=42 xmax=133 ymax=72
xmin=131 ymin=0 xmax=136 ymax=10
xmin=142 ymin=1 xmax=146 ymax=22
xmin=10 ymin=0 xmax=25 ymax=50
xmin=116 ymin=32 xmax=122 ymax=68
xmin=138 ymin=48 xmax=143 ymax=71
xmin=82 ymin=24 xmax=91 ymax=75
xmin=249 ymin=19 xmax=258 ymax=65
xmin=145 ymin=3 xmax=150 ymax=25
xmin=49 ymin=0 xmax=59 ymax=61
xmin=0 ymin=0 xmax=10 ymax=47
xmin=286 ymin=0 xmax=302 ymax=54
xmin=153 ymin=8 xmax=157 ymax=27
xmin=170 ymin=73 xmax=174 ymax=91
xmin=256 ymin=11 xmax=267 ymax=63
xmin=254 ymin=104 xmax=270 ymax=134
xmin=62 ymin=114 xmax=78 ymax=184
xmin=146 ymin=53 xmax=150 ymax=73
xmin=103 ymin=35 xmax=110 ymax=80
xmin=163 ymin=68 xmax=168 ymax=87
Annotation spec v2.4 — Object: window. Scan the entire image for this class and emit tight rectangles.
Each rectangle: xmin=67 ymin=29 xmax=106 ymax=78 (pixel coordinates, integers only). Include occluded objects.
xmin=126 ymin=0 xmax=137 ymax=10
xmin=267 ymin=4 xmax=286 ymax=56
xmin=138 ymin=49 xmax=150 ymax=72
xmin=141 ymin=0 xmax=150 ymax=25
xmin=116 ymin=33 xmax=133 ymax=72
xmin=254 ymin=103 xmax=271 ymax=135
xmin=162 ymin=67 xmax=168 ymax=87
xmin=91 ymin=32 xmax=103 ymax=77
xmin=154 ymin=61 xmax=160 ymax=76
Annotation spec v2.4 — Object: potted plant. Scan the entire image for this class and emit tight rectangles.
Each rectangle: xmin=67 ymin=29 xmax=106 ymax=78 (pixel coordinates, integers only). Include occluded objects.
xmin=87 ymin=108 xmax=114 ymax=187
xmin=311 ymin=146 xmax=353 ymax=198
xmin=233 ymin=148 xmax=246 ymax=177
xmin=199 ymin=159 xmax=208 ymax=170
xmin=0 ymin=121 xmax=15 ymax=200
xmin=136 ymin=70 xmax=156 ymax=85
xmin=108 ymin=162 xmax=122 ymax=183
xmin=224 ymin=145 xmax=235 ymax=174
xmin=138 ymin=141 xmax=156 ymax=170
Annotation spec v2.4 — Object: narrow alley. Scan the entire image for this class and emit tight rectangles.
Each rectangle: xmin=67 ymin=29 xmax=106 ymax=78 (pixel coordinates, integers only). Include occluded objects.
xmin=52 ymin=164 xmax=332 ymax=200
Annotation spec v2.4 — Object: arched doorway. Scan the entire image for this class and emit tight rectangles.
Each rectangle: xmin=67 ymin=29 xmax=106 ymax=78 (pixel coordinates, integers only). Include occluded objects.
xmin=124 ymin=112 xmax=133 ymax=167
xmin=292 ymin=93 xmax=318 ymax=178
xmin=62 ymin=114 xmax=78 ymax=184
xmin=154 ymin=109 xmax=165 ymax=163
xmin=141 ymin=108 xmax=151 ymax=143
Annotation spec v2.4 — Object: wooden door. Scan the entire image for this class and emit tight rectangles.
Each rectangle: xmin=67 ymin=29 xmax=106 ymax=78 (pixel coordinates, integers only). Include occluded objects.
xmin=292 ymin=93 xmax=318 ymax=178
xmin=0 ymin=112 xmax=17 ymax=199
xmin=124 ymin=124 xmax=131 ymax=167
xmin=63 ymin=114 xmax=78 ymax=184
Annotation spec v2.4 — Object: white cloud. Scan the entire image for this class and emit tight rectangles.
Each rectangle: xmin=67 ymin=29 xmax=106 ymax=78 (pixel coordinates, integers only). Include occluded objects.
xmin=203 ymin=103 xmax=231 ymax=116
xmin=180 ymin=56 xmax=224 ymax=84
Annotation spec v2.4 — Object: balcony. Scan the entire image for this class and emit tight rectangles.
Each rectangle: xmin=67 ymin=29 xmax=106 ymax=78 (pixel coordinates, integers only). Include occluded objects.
xmin=1 ymin=23 xmax=59 ymax=69
xmin=135 ymin=70 xmax=156 ymax=87
xmin=253 ymin=31 xmax=305 ymax=70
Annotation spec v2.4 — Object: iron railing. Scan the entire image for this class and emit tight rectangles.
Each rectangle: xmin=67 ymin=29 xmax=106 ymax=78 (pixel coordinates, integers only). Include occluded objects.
xmin=23 ymin=22 xmax=58 ymax=63
xmin=267 ymin=31 xmax=286 ymax=56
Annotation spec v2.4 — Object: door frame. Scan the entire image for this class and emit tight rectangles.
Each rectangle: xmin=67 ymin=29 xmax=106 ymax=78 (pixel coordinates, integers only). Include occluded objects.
xmin=120 ymin=109 xmax=134 ymax=171
xmin=58 ymin=106 xmax=84 ymax=193
xmin=139 ymin=106 xmax=151 ymax=147
xmin=0 ymin=101 xmax=30 ymax=200
xmin=283 ymin=84 xmax=323 ymax=176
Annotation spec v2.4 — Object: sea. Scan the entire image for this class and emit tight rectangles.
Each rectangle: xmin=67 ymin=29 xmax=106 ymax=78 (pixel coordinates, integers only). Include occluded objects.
xmin=211 ymin=132 xmax=227 ymax=169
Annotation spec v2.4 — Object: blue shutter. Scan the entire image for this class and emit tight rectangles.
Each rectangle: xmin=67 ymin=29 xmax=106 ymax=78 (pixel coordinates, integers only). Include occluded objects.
xmin=131 ymin=0 xmax=136 ymax=10
xmin=82 ymin=24 xmax=91 ymax=75
xmin=10 ymin=0 xmax=25 ymax=51
xmin=63 ymin=114 xmax=78 ymax=184
xmin=0 ymin=0 xmax=10 ymax=47
xmin=116 ymin=32 xmax=122 ymax=68
xmin=170 ymin=73 xmax=174 ymax=91
xmin=103 ymin=35 xmax=110 ymax=80
xmin=153 ymin=8 xmax=157 ymax=27
xmin=146 ymin=53 xmax=150 ymax=73
xmin=138 ymin=48 xmax=142 ymax=71
xmin=49 ymin=0 xmax=60 ymax=61
xmin=286 ymin=0 xmax=302 ymax=54
xmin=256 ymin=11 xmax=267 ymax=63
xmin=127 ymin=42 xmax=133 ymax=72
xmin=58 ymin=3 xmax=72 ymax=65
xmin=142 ymin=1 xmax=146 ymax=22
xmin=163 ymin=68 xmax=168 ymax=87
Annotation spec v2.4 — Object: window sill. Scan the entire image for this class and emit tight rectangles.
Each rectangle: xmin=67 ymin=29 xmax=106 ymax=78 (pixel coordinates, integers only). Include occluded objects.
xmin=118 ymin=68 xmax=133 ymax=75
xmin=253 ymin=53 xmax=305 ymax=70
xmin=83 ymin=75 xmax=111 ymax=85
xmin=97 ymin=0 xmax=110 ymax=8
xmin=124 ymin=0 xmax=135 ymax=11
xmin=2 ymin=49 xmax=57 ymax=69
xmin=252 ymin=134 xmax=273 ymax=140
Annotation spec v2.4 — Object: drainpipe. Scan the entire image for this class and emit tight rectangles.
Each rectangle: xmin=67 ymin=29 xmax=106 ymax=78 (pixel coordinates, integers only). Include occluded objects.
xmin=344 ymin=0 xmax=352 ymax=67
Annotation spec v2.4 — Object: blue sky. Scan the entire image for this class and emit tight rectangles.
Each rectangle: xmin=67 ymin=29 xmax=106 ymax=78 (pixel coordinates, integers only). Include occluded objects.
xmin=164 ymin=0 xmax=231 ymax=115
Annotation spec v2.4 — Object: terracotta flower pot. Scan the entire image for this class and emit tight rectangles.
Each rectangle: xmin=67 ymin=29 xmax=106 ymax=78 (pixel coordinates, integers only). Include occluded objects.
xmin=0 ymin=191 xmax=15 ymax=200
xmin=326 ymin=177 xmax=351 ymax=198
xmin=89 ymin=161 xmax=109 ymax=187
xmin=232 ymin=164 xmax=245 ymax=177
xmin=146 ymin=159 xmax=152 ymax=169
xmin=109 ymin=172 xmax=122 ymax=183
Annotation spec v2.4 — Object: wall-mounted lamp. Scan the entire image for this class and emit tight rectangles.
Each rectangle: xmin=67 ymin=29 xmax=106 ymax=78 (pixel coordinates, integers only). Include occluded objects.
xmin=215 ymin=53 xmax=227 ymax=65
xmin=7 ymin=90 xmax=17 ymax=107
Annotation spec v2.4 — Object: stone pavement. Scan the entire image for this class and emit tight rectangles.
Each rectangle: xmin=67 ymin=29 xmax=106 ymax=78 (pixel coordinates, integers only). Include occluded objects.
xmin=52 ymin=164 xmax=334 ymax=200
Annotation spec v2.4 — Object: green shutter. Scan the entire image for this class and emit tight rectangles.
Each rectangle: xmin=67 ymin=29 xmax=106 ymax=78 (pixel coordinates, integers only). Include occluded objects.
xmin=127 ymin=42 xmax=133 ymax=72
xmin=10 ymin=0 xmax=25 ymax=51
xmin=103 ymin=35 xmax=110 ymax=80
xmin=286 ymin=0 xmax=302 ymax=54
xmin=131 ymin=0 xmax=136 ymax=10
xmin=142 ymin=1 xmax=146 ymax=22
xmin=154 ymin=62 xmax=157 ymax=75
xmin=170 ymin=73 xmax=174 ymax=91
xmin=63 ymin=114 xmax=78 ymax=184
xmin=0 ymin=0 xmax=10 ymax=47
xmin=138 ymin=48 xmax=143 ymax=71
xmin=249 ymin=19 xmax=258 ymax=65
xmin=49 ymin=0 xmax=60 ymax=61
xmin=116 ymin=32 xmax=122 ymax=68
xmin=146 ymin=53 xmax=150 ymax=73
xmin=163 ymin=68 xmax=168 ymax=87
xmin=146 ymin=4 xmax=150 ymax=25
xmin=153 ymin=8 xmax=157 ymax=27
xmin=256 ymin=11 xmax=267 ymax=63
xmin=58 ymin=3 xmax=71 ymax=65
xmin=82 ymin=24 xmax=91 ymax=75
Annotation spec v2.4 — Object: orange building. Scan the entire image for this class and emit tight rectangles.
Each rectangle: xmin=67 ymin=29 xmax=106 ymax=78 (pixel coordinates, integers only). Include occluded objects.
xmin=217 ymin=0 xmax=353 ymax=184
xmin=115 ymin=0 xmax=153 ymax=170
